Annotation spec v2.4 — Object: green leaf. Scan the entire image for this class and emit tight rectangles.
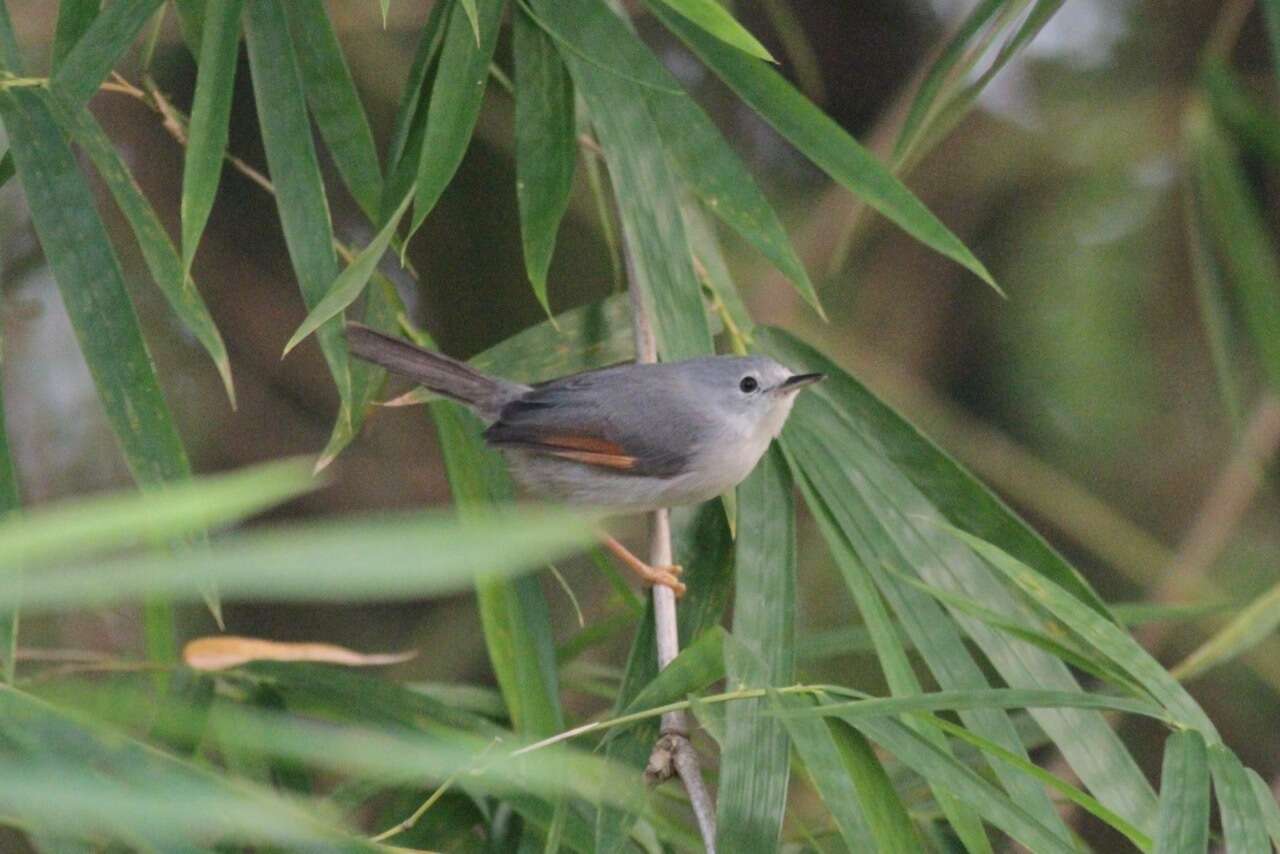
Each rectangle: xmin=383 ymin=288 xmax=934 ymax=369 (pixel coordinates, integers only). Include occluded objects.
xmin=0 ymin=458 xmax=315 ymax=572
xmin=786 ymin=451 xmax=992 ymax=853
xmin=853 ymin=716 xmax=1077 ymax=854
xmin=649 ymin=0 xmax=774 ymax=62
xmin=0 ymin=326 xmax=18 ymax=684
xmin=892 ymin=0 xmax=1001 ymax=161
xmin=1173 ymin=578 xmax=1280 ymax=682
xmin=717 ymin=448 xmax=794 ymax=853
xmin=0 ymin=505 xmax=594 ymax=611
xmin=1261 ymin=0 xmax=1280 ymax=90
xmin=951 ymin=527 xmax=1219 ymax=736
xmin=0 ymin=689 xmax=362 ymax=849
xmin=381 ymin=0 xmax=449 ymax=220
xmin=1209 ymin=745 xmax=1270 ymax=854
xmin=617 ymin=625 xmax=725 ymax=718
xmin=1187 ymin=104 xmax=1280 ymax=394
xmin=171 ymin=0 xmax=207 ymax=55
xmin=283 ymin=0 xmax=384 ymax=221
xmin=42 ymin=88 xmax=235 ymax=404
xmin=244 ymin=0 xmax=352 ymax=409
xmin=458 ymin=0 xmax=481 ymax=45
xmin=51 ymin=0 xmax=101 ymax=71
xmin=51 ymin=0 xmax=163 ymax=107
xmin=538 ymin=0 xmax=713 ymax=361
xmin=514 ymin=8 xmax=576 ymax=319
xmin=407 ymin=317 xmax=565 ymax=743
xmin=1246 ymin=767 xmax=1280 ymax=850
xmin=775 ymin=693 xmax=893 ymax=853
xmin=927 ymin=712 xmax=1153 ymax=851
xmin=315 ymin=273 xmax=401 ymax=471
xmin=0 ymin=84 xmax=201 ymax=647
xmin=408 ymin=0 xmax=505 ymax=235
xmin=1154 ymin=730 xmax=1210 ymax=854
xmin=181 ymin=0 xmax=245 ymax=278
xmin=284 ymin=191 xmax=413 ymax=356
xmin=771 ymin=329 xmax=1124 ymax=838
xmin=1201 ymin=61 xmax=1280 ymax=168
xmin=649 ymin=2 xmax=999 ymax=292
xmin=647 ymin=86 xmax=824 ymax=319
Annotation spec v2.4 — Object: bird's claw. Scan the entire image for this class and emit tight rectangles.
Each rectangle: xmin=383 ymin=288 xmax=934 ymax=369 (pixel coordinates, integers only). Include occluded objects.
xmin=645 ymin=564 xmax=685 ymax=598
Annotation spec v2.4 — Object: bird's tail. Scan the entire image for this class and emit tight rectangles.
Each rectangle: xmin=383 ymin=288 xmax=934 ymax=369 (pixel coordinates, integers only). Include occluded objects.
xmin=345 ymin=323 xmax=523 ymax=419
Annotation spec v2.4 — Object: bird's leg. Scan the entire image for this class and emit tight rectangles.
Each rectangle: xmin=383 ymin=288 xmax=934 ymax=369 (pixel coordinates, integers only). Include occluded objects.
xmin=599 ymin=532 xmax=686 ymax=598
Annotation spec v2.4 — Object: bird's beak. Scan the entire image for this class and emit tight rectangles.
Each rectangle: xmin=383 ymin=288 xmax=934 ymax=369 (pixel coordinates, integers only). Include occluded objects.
xmin=776 ymin=372 xmax=825 ymax=392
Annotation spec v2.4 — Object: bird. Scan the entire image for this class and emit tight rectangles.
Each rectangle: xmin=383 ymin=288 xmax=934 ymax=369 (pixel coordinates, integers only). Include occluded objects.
xmin=345 ymin=322 xmax=824 ymax=596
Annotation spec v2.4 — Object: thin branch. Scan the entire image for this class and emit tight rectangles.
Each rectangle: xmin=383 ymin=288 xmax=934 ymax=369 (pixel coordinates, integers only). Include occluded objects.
xmin=622 ymin=226 xmax=718 ymax=850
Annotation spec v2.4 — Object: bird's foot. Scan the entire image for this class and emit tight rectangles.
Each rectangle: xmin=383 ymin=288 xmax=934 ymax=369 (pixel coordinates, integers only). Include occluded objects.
xmin=640 ymin=563 xmax=685 ymax=598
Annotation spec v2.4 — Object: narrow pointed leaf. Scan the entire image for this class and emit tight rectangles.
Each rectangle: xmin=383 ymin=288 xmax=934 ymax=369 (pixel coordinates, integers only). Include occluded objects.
xmin=244 ymin=0 xmax=351 ymax=408
xmin=459 ymin=0 xmax=481 ymax=45
xmin=537 ymin=0 xmax=713 ymax=361
xmin=617 ymin=625 xmax=725 ymax=717
xmin=952 ymin=527 xmax=1219 ymax=736
xmin=43 ymin=89 xmax=235 ymax=404
xmin=1209 ymin=745 xmax=1270 ymax=854
xmin=766 ymin=327 xmax=1158 ymax=829
xmin=1173 ymin=578 xmax=1280 ymax=682
xmin=181 ymin=0 xmax=245 ymax=279
xmin=514 ymin=9 xmax=575 ymax=318
xmin=381 ymin=0 xmax=449 ymax=219
xmin=1246 ymin=768 xmax=1280 ymax=850
xmin=775 ymin=694 xmax=888 ymax=853
xmin=51 ymin=0 xmax=101 ymax=70
xmin=0 ymin=86 xmax=212 ymax=635
xmin=284 ymin=191 xmax=412 ymax=357
xmin=408 ymin=0 xmax=505 ymax=235
xmin=0 ymin=458 xmax=317 ymax=570
xmin=649 ymin=0 xmax=774 ymax=62
xmin=854 ymin=716 xmax=1076 ymax=854
xmin=650 ymin=2 xmax=998 ymax=291
xmin=716 ymin=449 xmax=794 ymax=852
xmin=1154 ymin=730 xmax=1210 ymax=854
xmin=283 ymin=0 xmax=383 ymax=221
xmin=51 ymin=0 xmax=163 ymax=107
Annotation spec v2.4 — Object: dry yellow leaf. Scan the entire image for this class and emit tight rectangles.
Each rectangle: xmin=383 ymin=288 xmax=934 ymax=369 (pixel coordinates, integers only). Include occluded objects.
xmin=182 ymin=635 xmax=417 ymax=671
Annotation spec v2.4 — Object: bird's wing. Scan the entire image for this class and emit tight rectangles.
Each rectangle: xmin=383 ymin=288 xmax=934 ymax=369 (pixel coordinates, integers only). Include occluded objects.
xmin=481 ymin=367 xmax=698 ymax=477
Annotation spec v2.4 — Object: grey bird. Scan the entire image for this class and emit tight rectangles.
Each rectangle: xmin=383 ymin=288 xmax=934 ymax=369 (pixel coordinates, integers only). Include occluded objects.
xmin=346 ymin=322 xmax=824 ymax=595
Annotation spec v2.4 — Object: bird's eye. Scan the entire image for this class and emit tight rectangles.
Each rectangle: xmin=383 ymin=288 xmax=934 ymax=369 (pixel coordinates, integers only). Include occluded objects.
xmin=739 ymin=376 xmax=759 ymax=393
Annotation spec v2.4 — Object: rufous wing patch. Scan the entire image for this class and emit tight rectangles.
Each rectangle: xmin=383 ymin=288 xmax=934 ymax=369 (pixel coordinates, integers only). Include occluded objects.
xmin=539 ymin=433 xmax=638 ymax=470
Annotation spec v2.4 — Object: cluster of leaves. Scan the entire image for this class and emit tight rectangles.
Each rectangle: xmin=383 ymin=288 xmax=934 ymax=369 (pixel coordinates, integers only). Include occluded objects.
xmin=1 ymin=0 xmax=1280 ymax=851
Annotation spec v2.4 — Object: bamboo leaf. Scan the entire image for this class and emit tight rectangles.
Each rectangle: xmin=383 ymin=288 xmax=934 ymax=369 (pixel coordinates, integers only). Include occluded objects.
xmin=514 ymin=8 xmax=575 ymax=319
xmin=1209 ymin=745 xmax=1270 ymax=854
xmin=51 ymin=0 xmax=163 ymax=107
xmin=0 ymin=458 xmax=317 ymax=570
xmin=1154 ymin=730 xmax=1210 ymax=854
xmin=0 ymin=86 xmax=200 ymax=646
xmin=458 ymin=0 xmax=481 ymax=45
xmin=283 ymin=0 xmax=384 ymax=221
xmin=853 ymin=716 xmax=1077 ymax=854
xmin=0 ymin=324 xmax=18 ymax=684
xmin=42 ymin=88 xmax=235 ymax=404
xmin=650 ymin=2 xmax=999 ymax=292
xmin=617 ymin=625 xmax=725 ymax=717
xmin=1246 ymin=767 xmax=1280 ymax=850
xmin=766 ymin=327 xmax=1158 ymax=830
xmin=1173 ymin=578 xmax=1280 ymax=682
xmin=181 ymin=0 xmax=245 ymax=278
xmin=951 ymin=527 xmax=1219 ymax=736
xmin=408 ymin=0 xmax=505 ymax=235
xmin=0 ymin=505 xmax=595 ymax=611
xmin=244 ymin=0 xmax=352 ymax=409
xmin=536 ymin=0 xmax=713 ymax=361
xmin=284 ymin=191 xmax=413 ymax=357
xmin=649 ymin=0 xmax=775 ymax=62
xmin=381 ymin=0 xmax=448 ymax=219
xmin=775 ymin=693 xmax=898 ymax=853
xmin=51 ymin=0 xmax=101 ymax=71
xmin=1187 ymin=104 xmax=1280 ymax=393
xmin=717 ymin=448 xmax=795 ymax=853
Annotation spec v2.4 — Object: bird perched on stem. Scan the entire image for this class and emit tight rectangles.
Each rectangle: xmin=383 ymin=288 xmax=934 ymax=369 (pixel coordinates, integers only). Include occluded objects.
xmin=346 ymin=322 xmax=823 ymax=595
